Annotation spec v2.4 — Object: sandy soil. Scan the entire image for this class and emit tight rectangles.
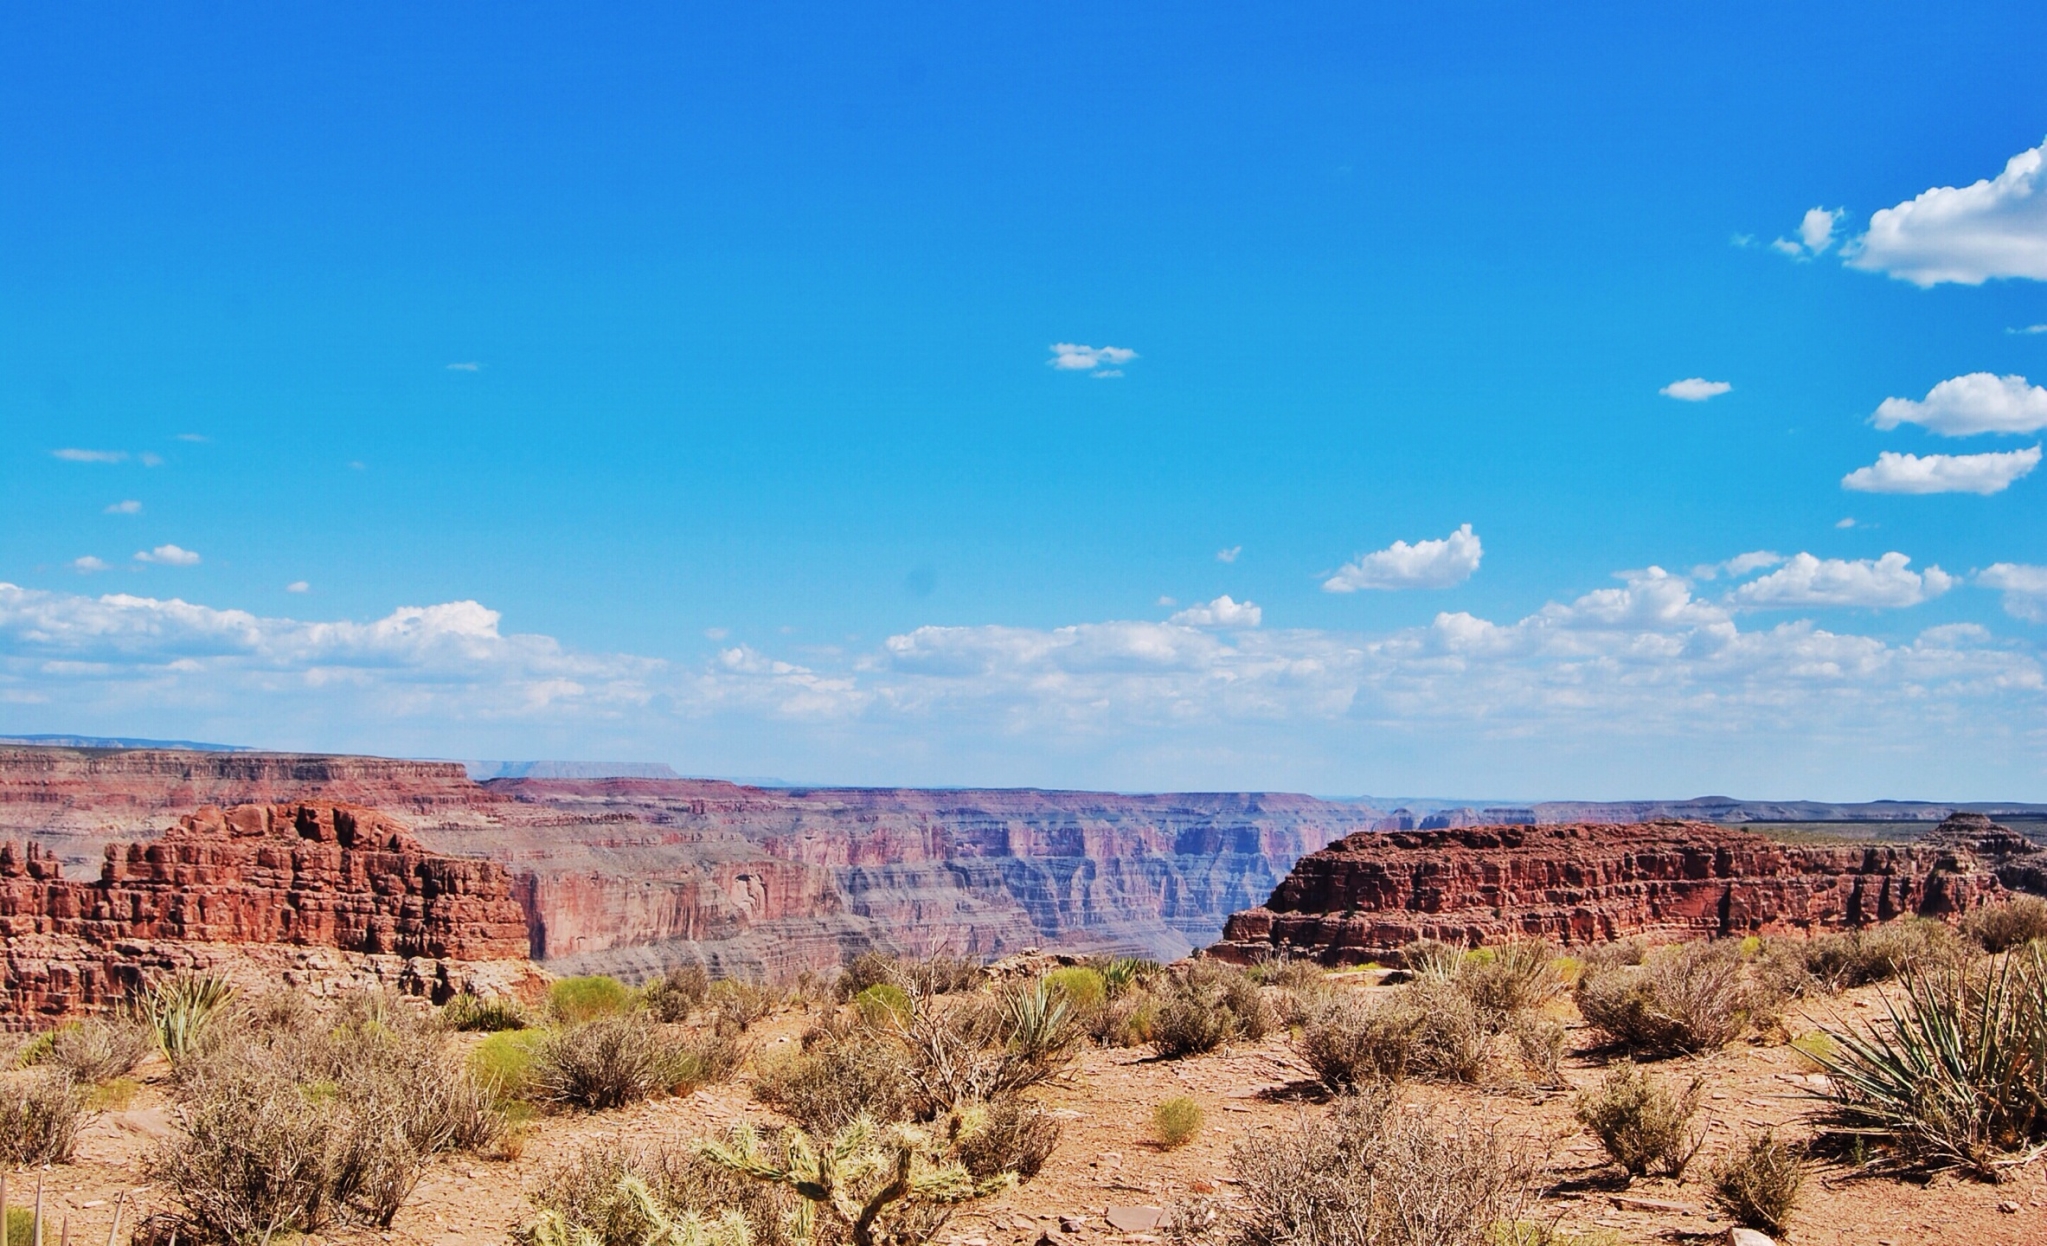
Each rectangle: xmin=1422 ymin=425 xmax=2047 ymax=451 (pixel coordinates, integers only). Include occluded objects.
xmin=28 ymin=976 xmax=2047 ymax=1246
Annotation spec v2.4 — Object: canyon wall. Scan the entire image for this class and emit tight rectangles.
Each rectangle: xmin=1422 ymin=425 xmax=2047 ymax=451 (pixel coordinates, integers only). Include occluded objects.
xmin=1212 ymin=813 xmax=2045 ymax=964
xmin=0 ymin=801 xmax=533 ymax=1027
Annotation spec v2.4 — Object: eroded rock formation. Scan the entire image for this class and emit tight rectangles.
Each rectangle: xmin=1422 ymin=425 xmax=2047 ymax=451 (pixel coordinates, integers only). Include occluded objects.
xmin=1212 ymin=815 xmax=2046 ymax=965
xmin=0 ymin=801 xmax=531 ymax=1026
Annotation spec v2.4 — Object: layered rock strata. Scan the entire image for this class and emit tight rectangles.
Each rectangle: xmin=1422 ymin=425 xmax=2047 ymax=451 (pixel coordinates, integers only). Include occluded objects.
xmin=1212 ymin=815 xmax=2045 ymax=965
xmin=0 ymin=801 xmax=532 ymax=1026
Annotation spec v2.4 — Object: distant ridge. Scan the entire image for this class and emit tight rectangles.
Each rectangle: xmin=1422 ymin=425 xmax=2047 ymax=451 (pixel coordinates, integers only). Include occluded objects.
xmin=0 ymin=734 xmax=252 ymax=753
xmin=464 ymin=760 xmax=683 ymax=781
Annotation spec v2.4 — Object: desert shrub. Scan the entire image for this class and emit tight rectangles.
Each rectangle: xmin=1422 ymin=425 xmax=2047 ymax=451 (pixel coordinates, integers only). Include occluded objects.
xmin=473 ymin=1029 xmax=545 ymax=1101
xmin=1456 ymin=940 xmax=1565 ymax=1026
xmin=838 ymin=950 xmax=902 ymax=1000
xmin=1152 ymin=1096 xmax=1204 ymax=1149
xmin=1573 ymin=1061 xmax=1704 ymax=1179
xmin=548 ymin=976 xmax=635 ymax=1024
xmin=1212 ymin=1084 xmax=1532 ymax=1246
xmin=855 ymin=982 xmax=915 ymax=1029
xmin=1152 ymin=962 xmax=1269 ymax=1059
xmin=1798 ymin=918 xmax=1969 ymax=992
xmin=150 ymin=992 xmax=504 ymax=1240
xmin=673 ymin=1027 xmax=747 ymax=1090
xmin=1091 ymin=991 xmax=1156 ymax=1047
xmin=521 ymin=1138 xmax=793 ymax=1246
xmin=1095 ymin=957 xmax=1159 ymax=998
xmin=0 ymin=1070 xmax=85 ymax=1165
xmin=1044 ymin=966 xmax=1107 ymax=1013
xmin=532 ymin=1017 xmax=681 ymax=1110
xmin=1578 ymin=938 xmax=1647 ymax=974
xmin=1577 ymin=940 xmax=1751 ymax=1056
xmin=1247 ymin=957 xmax=1326 ymax=992
xmin=1397 ymin=939 xmax=1464 ymax=981
xmin=1963 ymin=896 xmax=2047 ymax=954
xmin=896 ymin=985 xmax=1077 ymax=1112
xmin=1512 ymin=1016 xmax=1566 ymax=1086
xmin=440 ymin=992 xmax=531 ymax=1033
xmin=1709 ymin=1132 xmax=1803 ymax=1238
xmin=705 ymin=978 xmax=778 ymax=1031
xmin=956 ymin=1098 xmax=1062 ymax=1180
xmin=28 ymin=1016 xmax=153 ymax=1084
xmin=1300 ymin=981 xmax=1489 ymax=1087
xmin=141 ymin=972 xmax=236 ymax=1061
xmin=1002 ymin=977 xmax=1081 ymax=1070
xmin=754 ymin=1030 xmax=920 ymax=1133
xmin=896 ymin=954 xmax=985 ymax=998
xmin=1807 ymin=949 xmax=2047 ymax=1178
xmin=642 ymin=963 xmax=712 ymax=1022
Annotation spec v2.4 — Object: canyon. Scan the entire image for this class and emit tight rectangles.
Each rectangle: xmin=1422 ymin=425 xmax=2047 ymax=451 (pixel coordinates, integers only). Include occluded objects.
xmin=1211 ymin=812 xmax=2047 ymax=963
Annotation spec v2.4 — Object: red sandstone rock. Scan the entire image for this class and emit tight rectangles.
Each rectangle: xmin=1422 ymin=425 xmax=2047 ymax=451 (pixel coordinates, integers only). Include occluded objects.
xmin=1211 ymin=816 xmax=2043 ymax=965
xmin=0 ymin=801 xmax=531 ymax=1025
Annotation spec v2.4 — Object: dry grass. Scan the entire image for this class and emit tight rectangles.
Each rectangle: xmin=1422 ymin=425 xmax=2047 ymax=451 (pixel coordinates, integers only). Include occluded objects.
xmin=1962 ymin=896 xmax=2047 ymax=954
xmin=0 ymin=1069 xmax=85 ymax=1166
xmin=531 ymin=1017 xmax=684 ymax=1110
xmin=1573 ymin=1061 xmax=1705 ymax=1179
xmin=25 ymin=1016 xmax=153 ymax=1084
xmin=1709 ymin=1131 xmax=1804 ymax=1238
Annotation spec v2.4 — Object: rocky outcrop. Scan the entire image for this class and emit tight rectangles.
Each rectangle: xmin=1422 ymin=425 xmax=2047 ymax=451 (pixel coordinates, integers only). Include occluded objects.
xmin=1212 ymin=815 xmax=2045 ymax=965
xmin=0 ymin=801 xmax=531 ymax=1026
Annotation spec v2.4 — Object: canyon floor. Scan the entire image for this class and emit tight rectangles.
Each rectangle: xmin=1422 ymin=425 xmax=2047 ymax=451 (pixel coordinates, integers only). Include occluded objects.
xmin=26 ymin=970 xmax=2047 ymax=1246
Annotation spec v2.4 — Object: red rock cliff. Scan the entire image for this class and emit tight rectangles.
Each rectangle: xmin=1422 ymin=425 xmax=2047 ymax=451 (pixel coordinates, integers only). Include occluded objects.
xmin=1212 ymin=815 xmax=2042 ymax=964
xmin=0 ymin=801 xmax=531 ymax=1023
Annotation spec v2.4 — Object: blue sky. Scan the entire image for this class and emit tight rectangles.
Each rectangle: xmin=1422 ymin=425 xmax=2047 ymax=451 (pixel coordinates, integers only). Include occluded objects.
xmin=5 ymin=4 xmax=2047 ymax=798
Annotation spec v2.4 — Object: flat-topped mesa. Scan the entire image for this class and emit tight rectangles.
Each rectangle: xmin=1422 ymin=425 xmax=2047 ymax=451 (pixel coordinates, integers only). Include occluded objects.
xmin=1211 ymin=815 xmax=2044 ymax=966
xmin=0 ymin=802 xmax=533 ymax=1025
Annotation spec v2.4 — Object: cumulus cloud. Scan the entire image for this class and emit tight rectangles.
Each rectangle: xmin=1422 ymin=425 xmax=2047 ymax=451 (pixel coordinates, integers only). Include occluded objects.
xmin=1847 ymin=139 xmax=2047 ymax=285
xmin=1842 ymin=446 xmax=2040 ymax=495
xmin=446 ymin=362 xmax=481 ymax=371
xmin=1661 ymin=378 xmax=1732 ymax=402
xmin=1980 ymin=563 xmax=2047 ymax=622
xmin=52 ymin=449 xmax=126 ymax=464
xmin=1773 ymin=207 xmax=1842 ymax=258
xmin=1324 ymin=524 xmax=1482 ymax=592
xmin=71 ymin=557 xmax=109 ymax=574
xmin=1873 ymin=373 xmax=2047 ymax=436
xmin=1731 ymin=552 xmax=1953 ymax=609
xmin=2013 ymin=325 xmax=2047 ymax=336
xmin=1691 ymin=551 xmax=1783 ymax=581
xmin=133 ymin=544 xmax=201 ymax=567
xmin=104 ymin=500 xmax=142 ymax=515
xmin=1216 ymin=546 xmax=1241 ymax=564
xmin=1049 ymin=343 xmax=1137 ymax=376
xmin=1168 ymin=595 xmax=1262 ymax=628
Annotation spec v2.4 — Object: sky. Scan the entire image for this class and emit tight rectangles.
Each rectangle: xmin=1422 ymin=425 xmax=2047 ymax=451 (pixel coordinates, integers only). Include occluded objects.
xmin=4 ymin=3 xmax=2047 ymax=800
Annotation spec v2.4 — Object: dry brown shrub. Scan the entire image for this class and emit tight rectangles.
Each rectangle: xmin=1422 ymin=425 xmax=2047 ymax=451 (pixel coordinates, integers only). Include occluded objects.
xmin=641 ymin=963 xmax=711 ymax=1022
xmin=1151 ymin=961 xmax=1269 ymax=1059
xmin=705 ymin=978 xmax=779 ymax=1031
xmin=1455 ymin=940 xmax=1565 ymax=1026
xmin=753 ymin=1029 xmax=921 ymax=1133
xmin=1577 ymin=940 xmax=1751 ymax=1055
xmin=1709 ymin=1131 xmax=1804 ymax=1238
xmin=522 ymin=1136 xmax=795 ymax=1246
xmin=1573 ymin=1061 xmax=1704 ymax=1179
xmin=1511 ymin=1016 xmax=1566 ymax=1087
xmin=0 ymin=1069 xmax=86 ymax=1166
xmin=1577 ymin=938 xmax=1647 ymax=974
xmin=532 ymin=1017 xmax=680 ymax=1110
xmin=955 ymin=1098 xmax=1062 ymax=1180
xmin=1798 ymin=918 xmax=1971 ymax=991
xmin=30 ymin=1016 xmax=153 ymax=1084
xmin=1963 ymin=896 xmax=2047 ymax=954
xmin=1300 ymin=981 xmax=1490 ymax=1087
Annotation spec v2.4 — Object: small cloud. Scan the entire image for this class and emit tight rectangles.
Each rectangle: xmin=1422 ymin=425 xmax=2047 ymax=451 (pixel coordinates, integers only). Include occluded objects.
xmin=1842 ymin=446 xmax=2041 ymax=495
xmin=1729 ymin=233 xmax=1755 ymax=248
xmin=1733 ymin=551 xmax=1952 ymax=609
xmin=348 ymin=461 xmax=366 ymax=470
xmin=447 ymin=362 xmax=482 ymax=372
xmin=1774 ymin=207 xmax=1843 ymax=259
xmin=704 ymin=627 xmax=730 ymax=641
xmin=104 ymin=500 xmax=142 ymax=515
xmin=1691 ymin=550 xmax=1783 ymax=581
xmin=1872 ymin=373 xmax=2047 ymax=436
xmin=1324 ymin=524 xmax=1483 ymax=592
xmin=1847 ymin=138 xmax=2047 ymax=286
xmin=71 ymin=556 xmax=109 ymax=574
xmin=1090 ymin=369 xmax=1123 ymax=379
xmin=133 ymin=544 xmax=201 ymax=566
xmin=139 ymin=452 xmax=163 ymax=467
xmin=1660 ymin=378 xmax=1733 ymax=402
xmin=1836 ymin=517 xmax=1858 ymax=529
xmin=1216 ymin=545 xmax=1242 ymax=564
xmin=175 ymin=433 xmax=208 ymax=443
xmin=1169 ymin=594 xmax=1262 ymax=628
xmin=2012 ymin=325 xmax=2047 ymax=335
xmin=52 ymin=449 xmax=126 ymax=463
xmin=285 ymin=581 xmax=310 ymax=594
xmin=1980 ymin=563 xmax=2047 ymax=622
xmin=1049 ymin=343 xmax=1137 ymax=376
xmin=1155 ymin=595 xmax=1178 ymax=607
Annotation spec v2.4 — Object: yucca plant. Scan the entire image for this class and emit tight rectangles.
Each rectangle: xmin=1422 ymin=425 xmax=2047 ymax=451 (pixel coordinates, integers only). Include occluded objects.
xmin=1806 ymin=946 xmax=2047 ymax=1179
xmin=141 ymin=972 xmax=236 ymax=1060
xmin=1003 ymin=978 xmax=1076 ymax=1066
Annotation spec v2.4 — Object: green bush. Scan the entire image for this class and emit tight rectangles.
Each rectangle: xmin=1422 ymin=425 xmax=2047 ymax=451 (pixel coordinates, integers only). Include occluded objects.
xmin=855 ymin=983 xmax=914 ymax=1029
xmin=142 ymin=972 xmax=236 ymax=1061
xmin=440 ymin=993 xmax=531 ymax=1032
xmin=548 ymin=976 xmax=635 ymax=1024
xmin=472 ymin=1029 xmax=545 ymax=1101
xmin=1044 ymin=966 xmax=1107 ymax=1013
xmin=1151 ymin=1096 xmax=1203 ymax=1149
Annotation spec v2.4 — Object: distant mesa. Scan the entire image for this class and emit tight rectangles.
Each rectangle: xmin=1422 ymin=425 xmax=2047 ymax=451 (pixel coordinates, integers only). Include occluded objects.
xmin=0 ymin=733 xmax=251 ymax=752
xmin=463 ymin=759 xmax=683 ymax=781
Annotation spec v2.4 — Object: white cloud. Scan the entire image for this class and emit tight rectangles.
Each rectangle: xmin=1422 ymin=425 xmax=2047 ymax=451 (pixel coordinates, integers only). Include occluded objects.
xmin=1215 ymin=546 xmax=1241 ymax=564
xmin=52 ymin=449 xmax=126 ymax=464
xmin=1691 ymin=551 xmax=1783 ymax=581
xmin=2012 ymin=325 xmax=2047 ymax=335
xmin=133 ymin=544 xmax=202 ymax=567
xmin=1732 ymin=552 xmax=1952 ymax=609
xmin=447 ymin=362 xmax=481 ymax=372
xmin=285 ymin=581 xmax=310 ymax=594
xmin=1773 ymin=207 xmax=1842 ymax=258
xmin=1168 ymin=595 xmax=1262 ymax=628
xmin=1980 ymin=563 xmax=2047 ymax=622
xmin=71 ymin=557 xmax=109 ymax=574
xmin=1049 ymin=343 xmax=1137 ymax=375
xmin=1842 ymin=446 xmax=2040 ymax=495
xmin=1660 ymin=378 xmax=1732 ymax=402
xmin=1847 ymin=139 xmax=2047 ymax=286
xmin=1324 ymin=524 xmax=1482 ymax=592
xmin=139 ymin=453 xmax=163 ymax=467
xmin=1836 ymin=517 xmax=1858 ymax=529
xmin=175 ymin=433 xmax=208 ymax=443
xmin=104 ymin=500 xmax=142 ymax=515
xmin=1873 ymin=373 xmax=2047 ymax=436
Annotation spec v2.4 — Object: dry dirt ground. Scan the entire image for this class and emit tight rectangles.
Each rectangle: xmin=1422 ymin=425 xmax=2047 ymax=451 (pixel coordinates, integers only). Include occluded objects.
xmin=28 ymin=972 xmax=2047 ymax=1246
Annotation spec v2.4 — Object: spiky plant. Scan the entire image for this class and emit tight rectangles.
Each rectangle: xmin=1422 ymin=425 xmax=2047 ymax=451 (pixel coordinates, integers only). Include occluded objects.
xmin=1806 ymin=947 xmax=2047 ymax=1180
xmin=141 ymin=972 xmax=236 ymax=1060
xmin=525 ymin=1176 xmax=755 ymax=1246
xmin=1002 ymin=979 xmax=1077 ymax=1068
xmin=700 ymin=1117 xmax=1011 ymax=1246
